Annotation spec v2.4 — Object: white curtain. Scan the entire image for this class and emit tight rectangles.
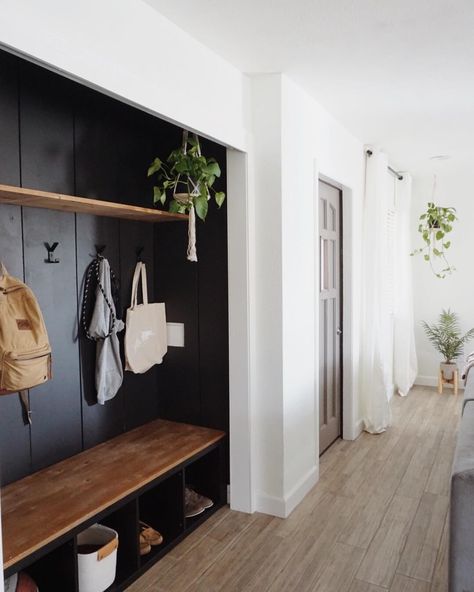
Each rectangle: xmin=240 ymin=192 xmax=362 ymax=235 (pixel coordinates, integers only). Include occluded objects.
xmin=393 ymin=174 xmax=418 ymax=396
xmin=360 ymin=148 xmax=392 ymax=433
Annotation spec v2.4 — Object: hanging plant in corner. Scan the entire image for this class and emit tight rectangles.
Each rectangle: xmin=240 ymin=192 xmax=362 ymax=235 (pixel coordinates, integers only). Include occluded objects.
xmin=147 ymin=130 xmax=226 ymax=262
xmin=411 ymin=202 xmax=457 ymax=278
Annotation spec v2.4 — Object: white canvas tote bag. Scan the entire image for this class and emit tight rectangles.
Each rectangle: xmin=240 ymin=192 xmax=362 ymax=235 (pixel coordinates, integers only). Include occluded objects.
xmin=125 ymin=262 xmax=167 ymax=374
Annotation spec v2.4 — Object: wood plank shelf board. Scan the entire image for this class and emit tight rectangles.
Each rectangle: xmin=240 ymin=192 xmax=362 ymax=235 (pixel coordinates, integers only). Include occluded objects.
xmin=1 ymin=419 xmax=225 ymax=570
xmin=0 ymin=184 xmax=188 ymax=223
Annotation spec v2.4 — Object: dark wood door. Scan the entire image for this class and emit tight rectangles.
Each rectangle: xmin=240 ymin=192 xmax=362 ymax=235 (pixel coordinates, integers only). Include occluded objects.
xmin=319 ymin=180 xmax=342 ymax=454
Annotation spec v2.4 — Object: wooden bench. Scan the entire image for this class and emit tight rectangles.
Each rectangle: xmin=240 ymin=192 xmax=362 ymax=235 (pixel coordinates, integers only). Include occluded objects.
xmin=2 ymin=419 xmax=226 ymax=589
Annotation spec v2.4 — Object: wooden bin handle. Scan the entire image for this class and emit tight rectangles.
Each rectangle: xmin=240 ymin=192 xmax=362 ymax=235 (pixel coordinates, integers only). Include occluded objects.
xmin=97 ymin=537 xmax=118 ymax=561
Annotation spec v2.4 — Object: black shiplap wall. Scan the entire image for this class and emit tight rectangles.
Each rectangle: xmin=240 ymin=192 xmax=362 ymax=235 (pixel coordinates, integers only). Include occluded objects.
xmin=0 ymin=50 xmax=229 ymax=486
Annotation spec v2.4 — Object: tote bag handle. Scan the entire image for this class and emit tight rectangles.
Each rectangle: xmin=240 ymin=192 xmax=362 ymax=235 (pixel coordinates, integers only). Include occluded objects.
xmin=130 ymin=262 xmax=149 ymax=309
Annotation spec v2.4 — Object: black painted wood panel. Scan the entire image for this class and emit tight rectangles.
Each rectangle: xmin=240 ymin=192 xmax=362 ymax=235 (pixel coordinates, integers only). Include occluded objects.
xmin=74 ymin=87 xmax=119 ymax=202
xmin=23 ymin=208 xmax=82 ymax=470
xmin=0 ymin=48 xmax=229 ymax=486
xmin=0 ymin=51 xmax=20 ymax=186
xmin=0 ymin=53 xmax=31 ymax=484
xmin=119 ymin=220 xmax=159 ymax=430
xmin=197 ymin=144 xmax=229 ymax=434
xmin=155 ymin=223 xmax=201 ymax=426
xmin=19 ymin=62 xmax=74 ymax=194
xmin=76 ymin=214 xmax=124 ymax=449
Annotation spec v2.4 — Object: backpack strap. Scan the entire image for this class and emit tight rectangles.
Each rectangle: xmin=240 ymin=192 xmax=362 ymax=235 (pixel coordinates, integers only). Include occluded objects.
xmin=19 ymin=390 xmax=32 ymax=425
xmin=81 ymin=256 xmax=117 ymax=341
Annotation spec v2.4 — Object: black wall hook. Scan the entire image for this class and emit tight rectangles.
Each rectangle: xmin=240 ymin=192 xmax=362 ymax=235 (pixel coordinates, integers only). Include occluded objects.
xmin=95 ymin=244 xmax=106 ymax=257
xmin=44 ymin=242 xmax=60 ymax=264
xmin=136 ymin=246 xmax=144 ymax=262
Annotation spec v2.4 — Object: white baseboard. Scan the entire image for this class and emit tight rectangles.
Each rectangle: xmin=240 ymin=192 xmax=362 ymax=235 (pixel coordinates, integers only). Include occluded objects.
xmin=255 ymin=465 xmax=318 ymax=518
xmin=415 ymin=375 xmax=464 ymax=390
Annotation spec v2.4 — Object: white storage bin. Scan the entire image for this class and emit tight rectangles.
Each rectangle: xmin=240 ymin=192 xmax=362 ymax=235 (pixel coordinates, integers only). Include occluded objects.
xmin=77 ymin=524 xmax=118 ymax=592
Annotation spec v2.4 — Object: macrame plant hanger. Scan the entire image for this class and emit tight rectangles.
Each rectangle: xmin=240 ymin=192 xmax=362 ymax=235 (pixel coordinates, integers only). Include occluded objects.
xmin=174 ymin=130 xmax=199 ymax=262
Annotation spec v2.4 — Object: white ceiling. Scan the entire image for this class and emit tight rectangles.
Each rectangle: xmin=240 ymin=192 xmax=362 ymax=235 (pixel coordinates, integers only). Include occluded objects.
xmin=144 ymin=0 xmax=474 ymax=178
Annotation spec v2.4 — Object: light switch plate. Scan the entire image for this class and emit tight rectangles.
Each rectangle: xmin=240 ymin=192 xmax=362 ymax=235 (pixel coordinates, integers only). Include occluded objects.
xmin=167 ymin=322 xmax=185 ymax=347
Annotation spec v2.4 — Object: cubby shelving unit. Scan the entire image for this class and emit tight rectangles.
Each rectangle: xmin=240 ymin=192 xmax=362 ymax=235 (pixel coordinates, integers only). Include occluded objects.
xmin=2 ymin=419 xmax=226 ymax=591
xmin=0 ymin=184 xmax=188 ymax=223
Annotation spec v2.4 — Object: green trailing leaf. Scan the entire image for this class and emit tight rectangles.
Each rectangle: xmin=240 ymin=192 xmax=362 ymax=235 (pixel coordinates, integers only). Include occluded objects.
xmin=147 ymin=158 xmax=162 ymax=177
xmin=153 ymin=186 xmax=166 ymax=205
xmin=215 ymin=192 xmax=226 ymax=208
xmin=443 ymin=241 xmax=451 ymax=249
xmin=194 ymin=195 xmax=208 ymax=221
xmin=424 ymin=254 xmax=430 ymax=261
xmin=169 ymin=199 xmax=180 ymax=214
xmin=435 ymin=230 xmax=444 ymax=241
xmin=433 ymin=248 xmax=441 ymax=257
xmin=204 ymin=161 xmax=221 ymax=177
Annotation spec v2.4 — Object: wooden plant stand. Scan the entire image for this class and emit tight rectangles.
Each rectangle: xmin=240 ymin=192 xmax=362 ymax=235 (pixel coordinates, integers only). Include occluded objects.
xmin=438 ymin=367 xmax=459 ymax=395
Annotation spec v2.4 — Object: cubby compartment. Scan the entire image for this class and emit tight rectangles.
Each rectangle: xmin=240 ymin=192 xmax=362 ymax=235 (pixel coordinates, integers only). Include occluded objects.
xmin=22 ymin=538 xmax=77 ymax=591
xmin=138 ymin=470 xmax=184 ymax=566
xmin=184 ymin=446 xmax=224 ymax=529
xmin=99 ymin=500 xmax=139 ymax=588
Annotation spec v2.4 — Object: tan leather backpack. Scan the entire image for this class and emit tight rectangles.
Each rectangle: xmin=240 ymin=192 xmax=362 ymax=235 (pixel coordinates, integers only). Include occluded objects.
xmin=0 ymin=264 xmax=52 ymax=423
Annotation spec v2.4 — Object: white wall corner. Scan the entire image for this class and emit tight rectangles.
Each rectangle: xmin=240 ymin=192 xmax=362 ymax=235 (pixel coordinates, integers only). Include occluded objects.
xmin=283 ymin=465 xmax=319 ymax=517
xmin=255 ymin=465 xmax=318 ymax=518
xmin=255 ymin=490 xmax=287 ymax=519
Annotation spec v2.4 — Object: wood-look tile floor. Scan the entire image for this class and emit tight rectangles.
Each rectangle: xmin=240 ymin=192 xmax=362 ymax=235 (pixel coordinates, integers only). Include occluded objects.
xmin=128 ymin=386 xmax=461 ymax=592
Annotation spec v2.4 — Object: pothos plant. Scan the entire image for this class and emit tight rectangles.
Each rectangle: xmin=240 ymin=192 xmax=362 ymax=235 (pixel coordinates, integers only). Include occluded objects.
xmin=147 ymin=131 xmax=225 ymax=221
xmin=411 ymin=202 xmax=457 ymax=278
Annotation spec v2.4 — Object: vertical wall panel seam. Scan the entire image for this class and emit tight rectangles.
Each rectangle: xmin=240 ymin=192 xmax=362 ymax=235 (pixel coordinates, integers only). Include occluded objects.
xmin=118 ymin=221 xmax=126 ymax=433
xmin=17 ymin=60 xmax=33 ymax=472
xmin=72 ymin=96 xmax=85 ymax=451
xmin=197 ymin=260 xmax=203 ymax=427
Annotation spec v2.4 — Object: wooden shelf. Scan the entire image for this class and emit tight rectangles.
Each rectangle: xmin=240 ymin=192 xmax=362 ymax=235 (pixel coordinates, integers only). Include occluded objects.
xmin=1 ymin=419 xmax=225 ymax=570
xmin=0 ymin=184 xmax=188 ymax=223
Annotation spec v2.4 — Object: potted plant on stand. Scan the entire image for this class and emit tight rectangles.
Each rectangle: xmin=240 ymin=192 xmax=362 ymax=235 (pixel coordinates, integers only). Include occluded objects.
xmin=147 ymin=131 xmax=225 ymax=262
xmin=422 ymin=309 xmax=474 ymax=393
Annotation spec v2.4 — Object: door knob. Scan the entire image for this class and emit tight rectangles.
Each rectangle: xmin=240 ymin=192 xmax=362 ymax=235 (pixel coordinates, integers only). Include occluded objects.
xmin=336 ymin=328 xmax=342 ymax=335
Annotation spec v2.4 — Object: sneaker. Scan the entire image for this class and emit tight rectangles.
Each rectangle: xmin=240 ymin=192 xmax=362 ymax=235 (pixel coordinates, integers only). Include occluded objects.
xmin=184 ymin=487 xmax=214 ymax=518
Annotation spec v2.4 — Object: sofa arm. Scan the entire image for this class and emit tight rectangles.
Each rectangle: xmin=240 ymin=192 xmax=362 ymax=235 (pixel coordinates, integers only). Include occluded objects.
xmin=450 ymin=403 xmax=474 ymax=591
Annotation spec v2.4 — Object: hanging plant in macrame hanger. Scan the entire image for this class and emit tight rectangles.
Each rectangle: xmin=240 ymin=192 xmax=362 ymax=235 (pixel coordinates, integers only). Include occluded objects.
xmin=147 ymin=130 xmax=226 ymax=262
xmin=411 ymin=201 xmax=457 ymax=278
xmin=410 ymin=175 xmax=457 ymax=278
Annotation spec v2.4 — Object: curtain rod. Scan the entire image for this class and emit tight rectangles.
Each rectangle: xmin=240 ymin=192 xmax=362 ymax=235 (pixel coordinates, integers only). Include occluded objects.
xmin=365 ymin=149 xmax=403 ymax=180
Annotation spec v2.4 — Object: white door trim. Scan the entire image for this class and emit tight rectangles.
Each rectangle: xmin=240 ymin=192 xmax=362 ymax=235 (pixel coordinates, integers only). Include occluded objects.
xmin=227 ymin=147 xmax=254 ymax=513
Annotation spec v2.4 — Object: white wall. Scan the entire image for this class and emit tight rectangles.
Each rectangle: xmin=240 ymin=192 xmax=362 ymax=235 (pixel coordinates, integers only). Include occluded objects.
xmin=249 ymin=75 xmax=365 ymax=517
xmin=412 ymin=167 xmax=474 ymax=386
xmin=0 ymin=0 xmax=247 ymax=150
xmin=0 ymin=2 xmax=369 ymax=544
